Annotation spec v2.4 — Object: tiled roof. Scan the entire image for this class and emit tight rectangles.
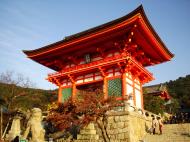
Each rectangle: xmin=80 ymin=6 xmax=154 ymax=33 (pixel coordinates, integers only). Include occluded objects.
xmin=143 ymin=84 xmax=167 ymax=94
xmin=23 ymin=5 xmax=174 ymax=58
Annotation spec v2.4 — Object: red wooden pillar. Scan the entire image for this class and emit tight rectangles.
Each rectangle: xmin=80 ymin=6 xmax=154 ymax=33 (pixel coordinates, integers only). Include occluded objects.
xmin=122 ymin=72 xmax=127 ymax=99
xmin=140 ymin=83 xmax=144 ymax=109
xmin=72 ymin=82 xmax=76 ymax=102
xmin=67 ymin=75 xmax=77 ymax=102
xmin=99 ymin=67 xmax=108 ymax=100
xmin=132 ymin=77 xmax=136 ymax=106
xmin=103 ymin=76 xmax=108 ymax=100
xmin=58 ymin=86 xmax=62 ymax=103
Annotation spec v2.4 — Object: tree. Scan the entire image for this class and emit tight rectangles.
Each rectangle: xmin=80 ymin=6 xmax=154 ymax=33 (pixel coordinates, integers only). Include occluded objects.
xmin=144 ymin=95 xmax=165 ymax=115
xmin=166 ymin=74 xmax=190 ymax=109
xmin=0 ymin=71 xmax=35 ymax=111
xmin=47 ymin=91 xmax=122 ymax=142
xmin=164 ymin=98 xmax=179 ymax=114
xmin=0 ymin=96 xmax=6 ymax=107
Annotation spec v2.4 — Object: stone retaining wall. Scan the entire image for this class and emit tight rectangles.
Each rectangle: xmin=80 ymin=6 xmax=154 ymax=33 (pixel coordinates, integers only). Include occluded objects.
xmin=56 ymin=106 xmax=158 ymax=142
xmin=75 ymin=105 xmax=157 ymax=142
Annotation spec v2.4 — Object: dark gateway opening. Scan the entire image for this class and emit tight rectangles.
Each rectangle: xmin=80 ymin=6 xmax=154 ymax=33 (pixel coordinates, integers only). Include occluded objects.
xmin=76 ymin=81 xmax=103 ymax=95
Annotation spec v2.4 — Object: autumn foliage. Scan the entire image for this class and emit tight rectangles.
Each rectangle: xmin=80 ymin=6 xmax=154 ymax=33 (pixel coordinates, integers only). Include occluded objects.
xmin=47 ymin=90 xmax=121 ymax=131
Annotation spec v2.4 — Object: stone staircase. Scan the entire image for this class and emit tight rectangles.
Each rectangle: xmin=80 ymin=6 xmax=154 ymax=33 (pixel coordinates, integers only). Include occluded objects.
xmin=143 ymin=124 xmax=190 ymax=142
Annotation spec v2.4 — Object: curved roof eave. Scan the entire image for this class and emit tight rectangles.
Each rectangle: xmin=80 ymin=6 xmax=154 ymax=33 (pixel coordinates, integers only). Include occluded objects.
xmin=23 ymin=5 xmax=174 ymax=61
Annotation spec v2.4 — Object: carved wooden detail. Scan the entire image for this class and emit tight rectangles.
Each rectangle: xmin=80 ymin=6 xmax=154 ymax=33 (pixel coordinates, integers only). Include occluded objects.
xmin=96 ymin=47 xmax=105 ymax=58
xmin=98 ymin=67 xmax=107 ymax=77
xmin=68 ymin=56 xmax=80 ymax=65
xmin=67 ymin=74 xmax=75 ymax=83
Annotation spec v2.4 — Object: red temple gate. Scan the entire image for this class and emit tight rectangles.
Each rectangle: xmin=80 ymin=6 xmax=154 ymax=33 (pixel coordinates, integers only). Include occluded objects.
xmin=23 ymin=6 xmax=173 ymax=109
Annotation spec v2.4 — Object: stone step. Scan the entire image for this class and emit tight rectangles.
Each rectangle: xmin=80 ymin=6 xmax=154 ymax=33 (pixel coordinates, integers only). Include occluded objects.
xmin=143 ymin=124 xmax=190 ymax=142
xmin=77 ymin=134 xmax=99 ymax=140
xmin=144 ymin=135 xmax=190 ymax=142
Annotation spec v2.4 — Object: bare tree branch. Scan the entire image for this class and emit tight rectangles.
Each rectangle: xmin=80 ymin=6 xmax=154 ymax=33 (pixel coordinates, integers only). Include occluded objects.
xmin=0 ymin=71 xmax=35 ymax=88
xmin=0 ymin=70 xmax=36 ymax=111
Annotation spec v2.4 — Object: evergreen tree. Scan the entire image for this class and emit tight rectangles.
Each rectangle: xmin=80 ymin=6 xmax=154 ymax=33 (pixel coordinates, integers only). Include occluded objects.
xmin=144 ymin=94 xmax=165 ymax=115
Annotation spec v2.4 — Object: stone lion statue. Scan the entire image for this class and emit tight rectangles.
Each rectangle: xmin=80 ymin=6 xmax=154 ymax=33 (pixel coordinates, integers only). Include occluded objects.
xmin=23 ymin=108 xmax=45 ymax=142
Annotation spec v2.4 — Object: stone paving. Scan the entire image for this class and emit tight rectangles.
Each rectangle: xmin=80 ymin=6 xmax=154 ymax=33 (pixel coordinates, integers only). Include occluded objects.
xmin=143 ymin=124 xmax=190 ymax=142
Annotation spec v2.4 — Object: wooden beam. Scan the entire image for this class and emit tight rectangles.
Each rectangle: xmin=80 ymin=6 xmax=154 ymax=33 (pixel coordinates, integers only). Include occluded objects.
xmin=67 ymin=74 xmax=75 ymax=83
xmin=98 ymin=67 xmax=107 ymax=77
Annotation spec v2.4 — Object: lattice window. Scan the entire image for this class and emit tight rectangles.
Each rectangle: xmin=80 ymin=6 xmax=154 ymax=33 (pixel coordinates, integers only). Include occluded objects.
xmin=108 ymin=78 xmax=122 ymax=96
xmin=62 ymin=88 xmax=72 ymax=102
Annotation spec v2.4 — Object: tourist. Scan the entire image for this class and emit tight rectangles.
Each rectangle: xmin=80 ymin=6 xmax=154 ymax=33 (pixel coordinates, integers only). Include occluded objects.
xmin=157 ymin=117 xmax=163 ymax=135
xmin=152 ymin=117 xmax=157 ymax=135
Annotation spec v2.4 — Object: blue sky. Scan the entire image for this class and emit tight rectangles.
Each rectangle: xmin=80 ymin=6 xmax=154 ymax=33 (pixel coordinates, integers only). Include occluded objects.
xmin=0 ymin=0 xmax=190 ymax=90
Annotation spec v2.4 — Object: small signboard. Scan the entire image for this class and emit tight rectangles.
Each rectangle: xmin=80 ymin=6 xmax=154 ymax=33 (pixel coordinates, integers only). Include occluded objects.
xmin=84 ymin=54 xmax=91 ymax=63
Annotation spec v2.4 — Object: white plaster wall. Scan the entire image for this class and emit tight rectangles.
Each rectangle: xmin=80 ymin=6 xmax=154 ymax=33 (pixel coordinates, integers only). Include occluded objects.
xmin=126 ymin=84 xmax=134 ymax=106
xmin=135 ymin=89 xmax=142 ymax=109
